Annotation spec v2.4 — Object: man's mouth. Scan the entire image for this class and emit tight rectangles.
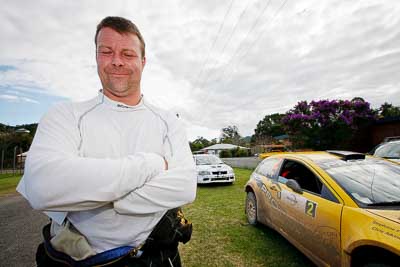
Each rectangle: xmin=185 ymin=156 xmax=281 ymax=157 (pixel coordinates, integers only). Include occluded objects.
xmin=108 ymin=73 xmax=129 ymax=77
xmin=108 ymin=72 xmax=128 ymax=75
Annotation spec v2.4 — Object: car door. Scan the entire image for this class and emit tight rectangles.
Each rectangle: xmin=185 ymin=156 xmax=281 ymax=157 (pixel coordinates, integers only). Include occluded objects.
xmin=275 ymin=159 xmax=343 ymax=266
xmin=251 ymin=157 xmax=283 ymax=227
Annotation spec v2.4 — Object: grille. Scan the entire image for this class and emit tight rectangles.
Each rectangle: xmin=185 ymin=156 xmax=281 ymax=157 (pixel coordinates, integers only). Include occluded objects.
xmin=212 ymin=171 xmax=228 ymax=175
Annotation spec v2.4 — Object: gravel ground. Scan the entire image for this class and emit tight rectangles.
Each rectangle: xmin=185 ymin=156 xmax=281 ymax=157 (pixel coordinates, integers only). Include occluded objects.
xmin=0 ymin=194 xmax=48 ymax=267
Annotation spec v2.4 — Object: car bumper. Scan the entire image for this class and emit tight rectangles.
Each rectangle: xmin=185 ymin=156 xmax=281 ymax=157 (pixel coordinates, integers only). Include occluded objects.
xmin=197 ymin=174 xmax=235 ymax=184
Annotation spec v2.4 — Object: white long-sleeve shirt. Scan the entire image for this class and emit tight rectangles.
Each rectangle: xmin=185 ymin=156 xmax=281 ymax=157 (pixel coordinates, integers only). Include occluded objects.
xmin=17 ymin=92 xmax=197 ymax=252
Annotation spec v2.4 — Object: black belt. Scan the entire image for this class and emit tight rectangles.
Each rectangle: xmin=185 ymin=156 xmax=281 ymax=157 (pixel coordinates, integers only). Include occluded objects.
xmin=37 ymin=208 xmax=191 ymax=267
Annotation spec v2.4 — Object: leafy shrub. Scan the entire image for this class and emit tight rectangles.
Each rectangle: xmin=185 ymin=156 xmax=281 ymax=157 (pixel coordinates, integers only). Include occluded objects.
xmin=282 ymin=99 xmax=376 ymax=150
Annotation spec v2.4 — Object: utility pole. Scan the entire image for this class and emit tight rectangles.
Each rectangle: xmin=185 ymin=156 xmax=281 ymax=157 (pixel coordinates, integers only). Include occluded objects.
xmin=13 ymin=146 xmax=17 ymax=175
xmin=1 ymin=149 xmax=4 ymax=174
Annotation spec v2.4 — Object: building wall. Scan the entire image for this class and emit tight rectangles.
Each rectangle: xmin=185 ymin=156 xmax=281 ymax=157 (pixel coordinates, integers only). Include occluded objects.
xmin=371 ymin=121 xmax=400 ymax=145
xmin=222 ymin=157 xmax=262 ymax=169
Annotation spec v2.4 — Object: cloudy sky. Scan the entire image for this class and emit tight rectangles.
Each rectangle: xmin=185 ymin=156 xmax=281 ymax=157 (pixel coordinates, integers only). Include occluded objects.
xmin=1 ymin=0 xmax=400 ymax=140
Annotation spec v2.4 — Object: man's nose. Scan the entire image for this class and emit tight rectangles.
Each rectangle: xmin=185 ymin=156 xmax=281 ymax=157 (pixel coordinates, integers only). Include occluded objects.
xmin=112 ymin=54 xmax=124 ymax=66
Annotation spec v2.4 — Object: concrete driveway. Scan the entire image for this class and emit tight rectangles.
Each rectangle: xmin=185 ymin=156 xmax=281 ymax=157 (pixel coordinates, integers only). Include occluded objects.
xmin=0 ymin=194 xmax=48 ymax=267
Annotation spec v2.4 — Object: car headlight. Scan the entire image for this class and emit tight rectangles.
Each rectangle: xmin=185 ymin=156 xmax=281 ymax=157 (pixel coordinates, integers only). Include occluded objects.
xmin=198 ymin=170 xmax=211 ymax=175
xmin=228 ymin=168 xmax=234 ymax=174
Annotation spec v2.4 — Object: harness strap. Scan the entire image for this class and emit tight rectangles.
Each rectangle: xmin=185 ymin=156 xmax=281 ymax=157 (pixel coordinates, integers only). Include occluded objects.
xmin=42 ymin=224 xmax=142 ymax=267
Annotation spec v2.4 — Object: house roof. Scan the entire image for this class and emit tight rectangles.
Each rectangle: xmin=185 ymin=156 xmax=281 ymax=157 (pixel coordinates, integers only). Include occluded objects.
xmin=201 ymin=143 xmax=249 ymax=150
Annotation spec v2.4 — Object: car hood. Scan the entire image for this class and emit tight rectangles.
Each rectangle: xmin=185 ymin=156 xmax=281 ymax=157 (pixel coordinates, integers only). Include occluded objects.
xmin=196 ymin=164 xmax=231 ymax=171
xmin=367 ymin=209 xmax=400 ymax=224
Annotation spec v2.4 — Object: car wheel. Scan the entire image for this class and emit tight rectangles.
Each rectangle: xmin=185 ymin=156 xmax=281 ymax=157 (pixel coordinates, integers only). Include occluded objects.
xmin=246 ymin=192 xmax=257 ymax=225
xmin=361 ymin=262 xmax=393 ymax=267
xmin=356 ymin=254 xmax=396 ymax=267
xmin=363 ymin=262 xmax=394 ymax=267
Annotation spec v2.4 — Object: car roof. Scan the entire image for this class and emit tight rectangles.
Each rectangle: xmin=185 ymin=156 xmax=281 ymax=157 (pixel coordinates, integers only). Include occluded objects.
xmin=193 ymin=154 xmax=217 ymax=157
xmin=268 ymin=151 xmax=400 ymax=168
xmin=383 ymin=136 xmax=400 ymax=142
xmin=268 ymin=151 xmax=340 ymax=160
xmin=382 ymin=139 xmax=400 ymax=144
xmin=267 ymin=151 xmax=372 ymax=164
xmin=374 ymin=140 xmax=400 ymax=151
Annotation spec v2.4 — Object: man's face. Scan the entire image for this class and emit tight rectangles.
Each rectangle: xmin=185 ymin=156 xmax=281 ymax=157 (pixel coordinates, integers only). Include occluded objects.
xmin=96 ymin=27 xmax=145 ymax=99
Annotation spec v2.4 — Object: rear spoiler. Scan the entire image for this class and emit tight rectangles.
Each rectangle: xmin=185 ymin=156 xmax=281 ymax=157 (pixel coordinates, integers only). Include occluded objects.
xmin=326 ymin=150 xmax=366 ymax=161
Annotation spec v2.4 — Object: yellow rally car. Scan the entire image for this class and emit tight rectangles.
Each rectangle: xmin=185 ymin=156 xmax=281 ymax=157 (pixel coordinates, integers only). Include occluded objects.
xmin=245 ymin=151 xmax=400 ymax=267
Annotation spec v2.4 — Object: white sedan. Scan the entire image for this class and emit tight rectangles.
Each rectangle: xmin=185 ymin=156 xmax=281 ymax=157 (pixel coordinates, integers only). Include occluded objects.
xmin=193 ymin=154 xmax=235 ymax=184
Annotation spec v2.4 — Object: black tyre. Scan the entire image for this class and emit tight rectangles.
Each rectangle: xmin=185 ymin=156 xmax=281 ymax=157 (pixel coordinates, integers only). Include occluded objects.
xmin=363 ymin=262 xmax=394 ymax=267
xmin=246 ymin=191 xmax=257 ymax=225
xmin=354 ymin=251 xmax=397 ymax=267
xmin=361 ymin=261 xmax=394 ymax=267
xmin=360 ymin=258 xmax=396 ymax=267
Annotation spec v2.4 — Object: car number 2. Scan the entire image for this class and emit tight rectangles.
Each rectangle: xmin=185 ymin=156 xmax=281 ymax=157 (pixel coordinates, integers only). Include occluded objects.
xmin=305 ymin=200 xmax=317 ymax=218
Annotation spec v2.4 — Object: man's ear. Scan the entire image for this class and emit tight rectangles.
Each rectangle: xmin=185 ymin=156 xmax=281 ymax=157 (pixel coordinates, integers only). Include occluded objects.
xmin=142 ymin=56 xmax=146 ymax=68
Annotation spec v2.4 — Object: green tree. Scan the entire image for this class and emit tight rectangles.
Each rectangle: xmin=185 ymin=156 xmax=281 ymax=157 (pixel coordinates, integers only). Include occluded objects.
xmin=0 ymin=131 xmax=33 ymax=168
xmin=189 ymin=136 xmax=211 ymax=152
xmin=236 ymin=148 xmax=249 ymax=157
xmin=254 ymin=113 xmax=286 ymax=144
xmin=210 ymin=138 xmax=218 ymax=145
xmin=250 ymin=135 xmax=256 ymax=146
xmin=351 ymin=97 xmax=365 ymax=103
xmin=219 ymin=149 xmax=232 ymax=158
xmin=220 ymin=125 xmax=241 ymax=145
xmin=378 ymin=102 xmax=400 ymax=118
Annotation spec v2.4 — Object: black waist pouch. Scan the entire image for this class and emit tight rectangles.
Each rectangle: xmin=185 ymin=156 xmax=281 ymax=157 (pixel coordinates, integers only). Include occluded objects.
xmin=143 ymin=207 xmax=192 ymax=250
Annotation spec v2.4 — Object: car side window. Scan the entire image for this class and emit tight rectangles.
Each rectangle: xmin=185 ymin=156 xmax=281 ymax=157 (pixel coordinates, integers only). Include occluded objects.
xmin=256 ymin=158 xmax=281 ymax=179
xmin=320 ymin=184 xmax=339 ymax=203
xmin=278 ymin=160 xmax=338 ymax=202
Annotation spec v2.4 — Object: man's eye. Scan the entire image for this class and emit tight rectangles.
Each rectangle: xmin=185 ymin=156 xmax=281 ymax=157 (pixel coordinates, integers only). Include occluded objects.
xmin=99 ymin=51 xmax=112 ymax=55
xmin=124 ymin=53 xmax=136 ymax=58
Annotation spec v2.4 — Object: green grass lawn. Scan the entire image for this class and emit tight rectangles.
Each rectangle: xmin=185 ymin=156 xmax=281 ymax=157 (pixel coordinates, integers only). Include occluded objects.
xmin=0 ymin=173 xmax=22 ymax=196
xmin=180 ymin=168 xmax=314 ymax=267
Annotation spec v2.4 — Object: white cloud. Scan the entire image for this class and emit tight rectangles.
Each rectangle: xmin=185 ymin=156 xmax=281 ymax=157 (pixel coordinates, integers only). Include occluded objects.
xmin=1 ymin=0 xmax=400 ymax=140
xmin=0 ymin=94 xmax=39 ymax=104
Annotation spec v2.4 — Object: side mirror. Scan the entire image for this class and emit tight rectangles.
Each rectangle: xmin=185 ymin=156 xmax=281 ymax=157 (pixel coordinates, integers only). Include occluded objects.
xmin=286 ymin=179 xmax=303 ymax=194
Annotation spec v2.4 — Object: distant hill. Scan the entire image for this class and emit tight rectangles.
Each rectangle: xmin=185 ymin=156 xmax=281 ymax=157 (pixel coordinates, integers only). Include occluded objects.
xmin=0 ymin=123 xmax=38 ymax=137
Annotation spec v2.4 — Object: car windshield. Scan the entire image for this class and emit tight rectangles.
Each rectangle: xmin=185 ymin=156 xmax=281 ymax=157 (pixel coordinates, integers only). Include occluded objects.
xmin=374 ymin=142 xmax=400 ymax=159
xmin=318 ymin=158 xmax=400 ymax=206
xmin=195 ymin=155 xmax=223 ymax=165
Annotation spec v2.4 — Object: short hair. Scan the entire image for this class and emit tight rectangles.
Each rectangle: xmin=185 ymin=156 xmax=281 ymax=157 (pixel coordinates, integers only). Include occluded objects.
xmin=95 ymin=16 xmax=146 ymax=57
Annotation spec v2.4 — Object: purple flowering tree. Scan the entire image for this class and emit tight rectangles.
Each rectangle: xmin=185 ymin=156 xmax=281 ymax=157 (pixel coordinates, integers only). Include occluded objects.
xmin=282 ymin=99 xmax=376 ymax=150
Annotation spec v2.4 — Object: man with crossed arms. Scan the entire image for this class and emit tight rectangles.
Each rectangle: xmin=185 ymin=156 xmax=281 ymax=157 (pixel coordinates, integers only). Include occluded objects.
xmin=17 ymin=16 xmax=196 ymax=266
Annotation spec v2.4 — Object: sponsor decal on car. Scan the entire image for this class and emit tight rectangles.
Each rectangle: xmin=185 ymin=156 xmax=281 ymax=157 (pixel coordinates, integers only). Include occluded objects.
xmin=371 ymin=221 xmax=400 ymax=241
xmin=281 ymin=190 xmax=318 ymax=219
xmin=254 ymin=176 xmax=282 ymax=210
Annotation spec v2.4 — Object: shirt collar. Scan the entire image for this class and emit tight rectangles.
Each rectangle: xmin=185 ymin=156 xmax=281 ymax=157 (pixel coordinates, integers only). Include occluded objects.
xmin=98 ymin=90 xmax=145 ymax=111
